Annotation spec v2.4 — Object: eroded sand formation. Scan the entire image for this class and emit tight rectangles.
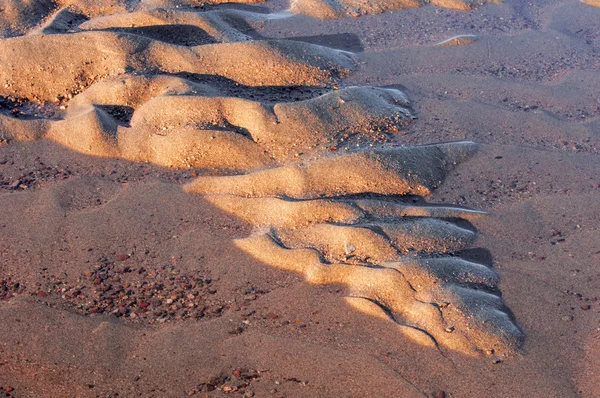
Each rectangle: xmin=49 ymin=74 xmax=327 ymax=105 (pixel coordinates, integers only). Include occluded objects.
xmin=186 ymin=142 xmax=524 ymax=356
xmin=0 ymin=0 xmax=522 ymax=359
xmin=6 ymin=76 xmax=412 ymax=168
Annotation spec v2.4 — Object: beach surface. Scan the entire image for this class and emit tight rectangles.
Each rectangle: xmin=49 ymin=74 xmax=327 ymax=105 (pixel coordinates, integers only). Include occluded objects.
xmin=0 ymin=1 xmax=599 ymax=397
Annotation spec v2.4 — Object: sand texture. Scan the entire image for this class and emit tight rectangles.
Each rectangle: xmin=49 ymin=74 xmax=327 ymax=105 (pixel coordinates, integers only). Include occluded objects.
xmin=289 ymin=0 xmax=503 ymax=18
xmin=1 ymin=0 xmax=599 ymax=397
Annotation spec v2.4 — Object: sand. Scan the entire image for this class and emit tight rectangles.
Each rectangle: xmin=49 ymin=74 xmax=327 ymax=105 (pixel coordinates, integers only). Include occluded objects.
xmin=1 ymin=0 xmax=599 ymax=397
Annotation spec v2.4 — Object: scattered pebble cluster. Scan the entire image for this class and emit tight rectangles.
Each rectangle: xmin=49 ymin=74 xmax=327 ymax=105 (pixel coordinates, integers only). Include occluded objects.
xmin=36 ymin=261 xmax=232 ymax=324
xmin=0 ymin=278 xmax=24 ymax=300
xmin=187 ymin=368 xmax=261 ymax=396
xmin=0 ymin=159 xmax=71 ymax=191
xmin=0 ymin=385 xmax=15 ymax=397
xmin=0 ymin=95 xmax=61 ymax=119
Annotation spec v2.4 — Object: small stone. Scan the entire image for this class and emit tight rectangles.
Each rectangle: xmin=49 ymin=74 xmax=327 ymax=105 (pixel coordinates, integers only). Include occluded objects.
xmin=445 ymin=326 xmax=455 ymax=333
xmin=37 ymin=291 xmax=48 ymax=297
xmin=9 ymin=180 xmax=21 ymax=190
xmin=344 ymin=242 xmax=356 ymax=254
xmin=437 ymin=392 xmax=446 ymax=398
xmin=581 ymin=305 xmax=591 ymax=311
xmin=115 ymin=254 xmax=130 ymax=262
xmin=562 ymin=315 xmax=574 ymax=321
xmin=266 ymin=313 xmax=279 ymax=320
xmin=491 ymin=358 xmax=502 ymax=364
xmin=228 ymin=326 xmax=244 ymax=335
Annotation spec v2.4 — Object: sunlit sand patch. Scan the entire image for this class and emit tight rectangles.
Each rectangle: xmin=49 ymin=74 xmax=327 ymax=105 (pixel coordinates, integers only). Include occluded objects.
xmin=234 ymin=230 xmax=521 ymax=356
xmin=1 ymin=74 xmax=414 ymax=168
xmin=187 ymin=141 xmax=524 ymax=357
xmin=0 ymin=33 xmax=357 ymax=102
xmin=581 ymin=0 xmax=600 ymax=7
xmin=185 ymin=142 xmax=479 ymax=197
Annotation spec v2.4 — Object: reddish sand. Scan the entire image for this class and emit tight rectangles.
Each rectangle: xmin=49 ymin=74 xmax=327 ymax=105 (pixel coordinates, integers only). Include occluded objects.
xmin=1 ymin=1 xmax=599 ymax=397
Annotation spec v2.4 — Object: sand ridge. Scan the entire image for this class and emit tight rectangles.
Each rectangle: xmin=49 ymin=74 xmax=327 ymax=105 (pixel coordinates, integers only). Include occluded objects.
xmin=3 ymin=73 xmax=413 ymax=168
xmin=0 ymin=32 xmax=357 ymax=102
xmin=186 ymin=141 xmax=524 ymax=356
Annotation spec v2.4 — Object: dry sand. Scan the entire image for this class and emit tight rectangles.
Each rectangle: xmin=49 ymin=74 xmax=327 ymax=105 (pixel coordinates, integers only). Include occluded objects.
xmin=1 ymin=0 xmax=599 ymax=397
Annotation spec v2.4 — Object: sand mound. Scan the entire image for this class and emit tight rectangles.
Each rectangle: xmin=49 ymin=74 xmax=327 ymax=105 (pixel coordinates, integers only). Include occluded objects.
xmin=185 ymin=142 xmax=523 ymax=356
xmin=0 ymin=0 xmax=266 ymax=37
xmin=0 ymin=32 xmax=356 ymax=103
xmin=75 ymin=7 xmax=267 ymax=43
xmin=202 ymin=194 xmax=487 ymax=228
xmin=185 ymin=141 xmax=479 ymax=197
xmin=289 ymin=0 xmax=503 ymax=19
xmin=2 ymin=73 xmax=413 ymax=168
xmin=236 ymin=234 xmax=521 ymax=355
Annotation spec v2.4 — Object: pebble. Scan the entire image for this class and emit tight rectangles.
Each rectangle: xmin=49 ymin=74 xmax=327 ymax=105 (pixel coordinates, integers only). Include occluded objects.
xmin=115 ymin=254 xmax=130 ymax=262
xmin=35 ymin=263 xmax=233 ymax=324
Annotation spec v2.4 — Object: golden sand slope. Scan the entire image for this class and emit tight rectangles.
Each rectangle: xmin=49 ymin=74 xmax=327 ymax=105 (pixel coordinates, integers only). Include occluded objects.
xmin=0 ymin=33 xmax=356 ymax=102
xmin=184 ymin=141 xmax=524 ymax=356
xmin=2 ymin=74 xmax=412 ymax=169
xmin=185 ymin=142 xmax=479 ymax=197
xmin=581 ymin=0 xmax=600 ymax=7
xmin=289 ymin=0 xmax=503 ymax=19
